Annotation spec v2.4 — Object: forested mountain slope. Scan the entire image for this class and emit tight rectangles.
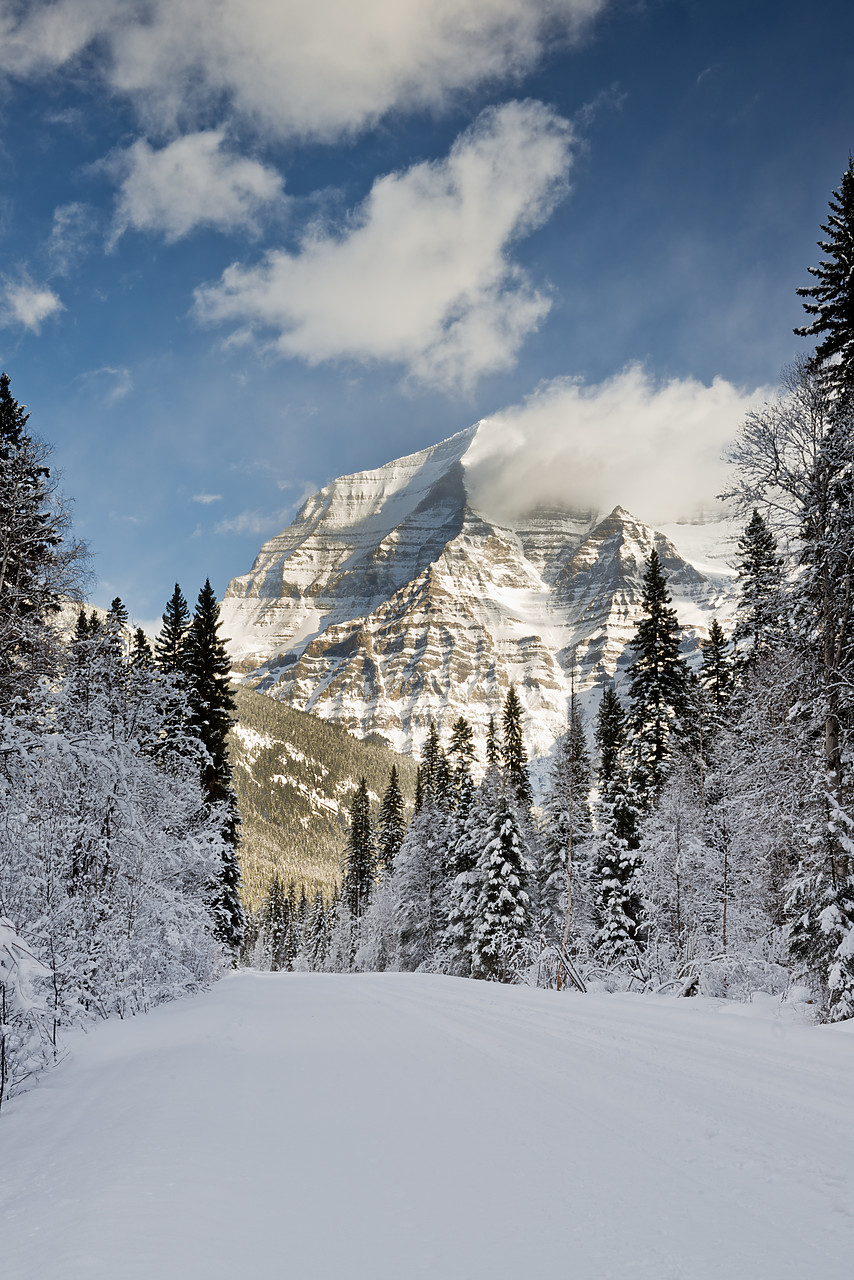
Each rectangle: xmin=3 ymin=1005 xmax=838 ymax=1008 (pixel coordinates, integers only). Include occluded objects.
xmin=230 ymin=687 xmax=417 ymax=907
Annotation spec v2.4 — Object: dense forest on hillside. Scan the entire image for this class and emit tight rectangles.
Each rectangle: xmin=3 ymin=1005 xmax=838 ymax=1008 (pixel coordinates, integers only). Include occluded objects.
xmin=230 ymin=687 xmax=418 ymax=908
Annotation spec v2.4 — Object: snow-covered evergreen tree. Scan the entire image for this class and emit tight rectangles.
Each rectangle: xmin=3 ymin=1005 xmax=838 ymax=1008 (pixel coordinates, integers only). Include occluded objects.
xmin=0 ymin=372 xmax=86 ymax=711
xmin=732 ymin=511 xmax=785 ymax=662
xmin=540 ymin=697 xmax=592 ymax=944
xmin=470 ymin=796 xmax=531 ymax=982
xmin=589 ymin=686 xmax=642 ymax=965
xmin=627 ymin=549 xmax=690 ymax=800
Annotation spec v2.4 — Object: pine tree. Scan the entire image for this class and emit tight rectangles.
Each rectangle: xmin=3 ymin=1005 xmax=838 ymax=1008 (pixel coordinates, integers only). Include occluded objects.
xmin=627 ymin=549 xmax=690 ymax=799
xmin=185 ymin=579 xmax=245 ymax=954
xmin=376 ymin=766 xmax=405 ymax=876
xmin=502 ymin=686 xmax=533 ymax=811
xmin=795 ymin=155 xmax=854 ymax=395
xmin=155 ymin=584 xmax=191 ymax=673
xmin=342 ymin=778 xmax=373 ymax=919
xmin=733 ymin=511 xmax=784 ymax=660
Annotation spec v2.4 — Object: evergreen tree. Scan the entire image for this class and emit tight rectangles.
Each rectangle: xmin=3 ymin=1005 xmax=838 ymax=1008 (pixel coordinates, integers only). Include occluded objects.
xmin=376 ymin=766 xmax=405 ymax=876
xmin=470 ymin=797 xmax=531 ymax=982
xmin=502 ymin=686 xmax=532 ymax=810
xmin=156 ymin=584 xmax=191 ymax=673
xmin=108 ymin=596 xmax=129 ymax=630
xmin=540 ymin=698 xmax=592 ymax=942
xmin=342 ymin=778 xmax=373 ymax=919
xmin=260 ymin=876 xmax=291 ymax=971
xmin=595 ymin=685 xmax=626 ymax=788
xmin=420 ymin=721 xmax=453 ymax=810
xmin=795 ymin=155 xmax=854 ymax=395
xmin=130 ymin=627 xmax=153 ymax=668
xmin=485 ymin=715 xmax=500 ymax=768
xmin=0 ymin=372 xmax=85 ymax=709
xmin=185 ymin=579 xmax=245 ymax=953
xmin=733 ymin=511 xmax=785 ymax=660
xmin=699 ymin=619 xmax=734 ymax=712
xmin=448 ymin=716 xmax=475 ymax=805
xmin=627 ymin=549 xmax=690 ymax=799
xmin=590 ymin=685 xmax=642 ymax=962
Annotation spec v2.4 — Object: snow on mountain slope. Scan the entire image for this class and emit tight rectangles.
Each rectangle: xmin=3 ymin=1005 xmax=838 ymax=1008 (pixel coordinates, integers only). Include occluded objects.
xmin=222 ymin=425 xmax=736 ymax=756
xmin=2 ymin=973 xmax=852 ymax=1280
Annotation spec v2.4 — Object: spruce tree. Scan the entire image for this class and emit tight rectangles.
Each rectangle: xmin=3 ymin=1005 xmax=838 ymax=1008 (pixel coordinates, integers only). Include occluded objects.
xmin=185 ymin=579 xmax=245 ymax=953
xmin=699 ymin=619 xmax=733 ymax=710
xmin=376 ymin=766 xmax=405 ymax=877
xmin=470 ymin=796 xmax=531 ymax=982
xmin=590 ymin=685 xmax=642 ymax=961
xmin=795 ymin=155 xmax=854 ymax=395
xmin=130 ymin=627 xmax=153 ymax=668
xmin=156 ymin=584 xmax=191 ymax=673
xmin=502 ymin=686 xmax=533 ymax=811
xmin=485 ymin=715 xmax=500 ymax=767
xmin=342 ymin=777 xmax=373 ymax=919
xmin=541 ymin=698 xmax=592 ymax=943
xmin=627 ymin=549 xmax=690 ymax=799
xmin=733 ymin=511 xmax=784 ymax=660
xmin=0 ymin=372 xmax=84 ymax=708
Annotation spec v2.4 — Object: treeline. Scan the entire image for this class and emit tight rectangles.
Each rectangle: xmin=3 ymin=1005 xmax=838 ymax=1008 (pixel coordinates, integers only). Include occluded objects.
xmin=250 ymin=158 xmax=854 ymax=1022
xmin=0 ymin=375 xmax=244 ymax=1108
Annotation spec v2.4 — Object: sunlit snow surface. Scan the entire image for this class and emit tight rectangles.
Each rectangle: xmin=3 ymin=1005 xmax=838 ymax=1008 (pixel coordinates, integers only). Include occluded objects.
xmin=2 ymin=973 xmax=852 ymax=1279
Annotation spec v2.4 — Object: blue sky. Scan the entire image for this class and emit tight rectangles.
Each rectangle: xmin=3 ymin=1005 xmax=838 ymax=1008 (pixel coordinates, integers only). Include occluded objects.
xmin=1 ymin=0 xmax=852 ymax=627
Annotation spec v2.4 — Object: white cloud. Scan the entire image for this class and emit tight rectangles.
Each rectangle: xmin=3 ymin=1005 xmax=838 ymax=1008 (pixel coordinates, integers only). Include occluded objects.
xmin=464 ymin=366 xmax=772 ymax=525
xmin=0 ymin=278 xmax=63 ymax=331
xmin=1 ymin=1 xmax=609 ymax=140
xmin=109 ymin=132 xmax=284 ymax=244
xmin=195 ymin=101 xmax=574 ymax=389
xmin=192 ymin=492 xmax=223 ymax=504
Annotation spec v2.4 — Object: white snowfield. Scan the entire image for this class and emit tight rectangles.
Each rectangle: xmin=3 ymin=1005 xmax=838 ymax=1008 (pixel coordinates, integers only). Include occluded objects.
xmin=2 ymin=974 xmax=853 ymax=1280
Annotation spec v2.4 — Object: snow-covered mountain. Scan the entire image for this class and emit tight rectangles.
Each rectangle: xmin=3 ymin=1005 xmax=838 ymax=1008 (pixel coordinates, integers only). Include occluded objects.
xmin=222 ymin=425 xmax=737 ymax=757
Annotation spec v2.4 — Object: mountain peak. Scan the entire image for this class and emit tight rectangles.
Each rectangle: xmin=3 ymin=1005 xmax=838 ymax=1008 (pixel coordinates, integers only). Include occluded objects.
xmin=221 ymin=428 xmax=734 ymax=757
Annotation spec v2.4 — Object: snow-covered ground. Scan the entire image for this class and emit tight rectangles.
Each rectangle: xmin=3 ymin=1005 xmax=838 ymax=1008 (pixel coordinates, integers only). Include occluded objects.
xmin=2 ymin=973 xmax=852 ymax=1279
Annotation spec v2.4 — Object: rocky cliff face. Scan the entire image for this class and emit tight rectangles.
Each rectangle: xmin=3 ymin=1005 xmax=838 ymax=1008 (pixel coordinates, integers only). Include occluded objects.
xmin=221 ymin=425 xmax=736 ymax=759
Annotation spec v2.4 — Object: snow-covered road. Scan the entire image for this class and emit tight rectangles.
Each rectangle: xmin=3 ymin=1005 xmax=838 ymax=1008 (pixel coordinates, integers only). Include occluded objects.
xmin=2 ymin=973 xmax=852 ymax=1279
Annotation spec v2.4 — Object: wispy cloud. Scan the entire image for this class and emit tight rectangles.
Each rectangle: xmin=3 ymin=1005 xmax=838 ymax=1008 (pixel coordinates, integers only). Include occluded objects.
xmin=0 ymin=277 xmax=63 ymax=331
xmin=195 ymin=101 xmax=574 ymax=390
xmin=215 ymin=507 xmax=294 ymax=537
xmin=48 ymin=202 xmax=98 ymax=275
xmin=79 ymin=366 xmax=134 ymax=404
xmin=192 ymin=492 xmax=223 ymax=505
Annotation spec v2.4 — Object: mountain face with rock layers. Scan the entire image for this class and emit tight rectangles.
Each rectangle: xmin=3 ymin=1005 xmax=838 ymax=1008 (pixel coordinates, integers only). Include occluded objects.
xmin=221 ymin=425 xmax=736 ymax=760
